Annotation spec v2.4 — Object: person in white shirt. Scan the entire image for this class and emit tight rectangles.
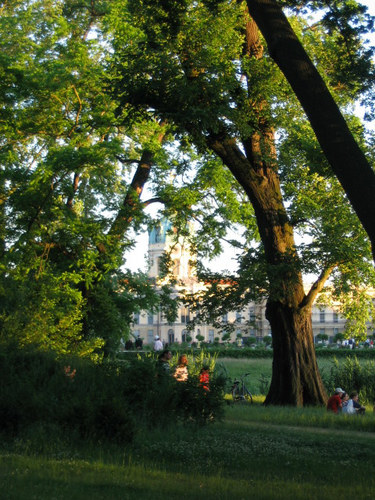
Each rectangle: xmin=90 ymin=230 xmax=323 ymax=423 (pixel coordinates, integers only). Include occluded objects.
xmin=342 ymin=391 xmax=366 ymax=415
xmin=154 ymin=336 xmax=163 ymax=351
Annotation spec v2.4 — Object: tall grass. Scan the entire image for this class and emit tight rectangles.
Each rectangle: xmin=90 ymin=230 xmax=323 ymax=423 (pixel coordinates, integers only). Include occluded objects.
xmin=216 ymin=357 xmax=272 ymax=394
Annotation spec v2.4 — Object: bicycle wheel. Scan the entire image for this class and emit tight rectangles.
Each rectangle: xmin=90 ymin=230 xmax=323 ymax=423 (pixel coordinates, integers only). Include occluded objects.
xmin=243 ymin=387 xmax=253 ymax=404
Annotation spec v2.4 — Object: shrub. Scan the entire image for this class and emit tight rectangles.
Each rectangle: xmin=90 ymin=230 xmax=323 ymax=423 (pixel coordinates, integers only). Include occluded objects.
xmin=323 ymin=355 xmax=375 ymax=404
xmin=0 ymin=342 xmax=225 ymax=444
xmin=172 ymin=374 xmax=226 ymax=425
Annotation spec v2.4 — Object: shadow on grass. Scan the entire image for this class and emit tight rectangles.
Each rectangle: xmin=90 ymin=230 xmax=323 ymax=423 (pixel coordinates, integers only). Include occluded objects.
xmin=2 ymin=452 xmax=375 ymax=500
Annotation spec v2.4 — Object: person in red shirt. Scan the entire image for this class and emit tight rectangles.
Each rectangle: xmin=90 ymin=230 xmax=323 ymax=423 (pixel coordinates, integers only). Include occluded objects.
xmin=327 ymin=387 xmax=345 ymax=413
xmin=199 ymin=366 xmax=210 ymax=392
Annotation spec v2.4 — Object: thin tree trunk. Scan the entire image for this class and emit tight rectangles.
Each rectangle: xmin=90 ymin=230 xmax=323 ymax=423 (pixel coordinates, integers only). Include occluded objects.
xmin=95 ymin=126 xmax=167 ymax=255
xmin=108 ymin=149 xmax=154 ymax=239
xmin=246 ymin=0 xmax=375 ymax=261
xmin=108 ymin=128 xmax=167 ymax=241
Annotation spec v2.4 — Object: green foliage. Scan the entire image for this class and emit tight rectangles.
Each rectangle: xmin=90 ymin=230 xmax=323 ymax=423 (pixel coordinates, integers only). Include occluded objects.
xmin=323 ymin=355 xmax=375 ymax=403
xmin=263 ymin=335 xmax=272 ymax=346
xmin=0 ymin=267 xmax=104 ymax=360
xmin=0 ymin=0 xmax=182 ymax=357
xmin=1 ymin=0 xmax=374 ymax=389
xmin=118 ymin=346 xmax=275 ymax=360
xmin=108 ymin=0 xmax=375 ymax=340
xmin=315 ymin=348 xmax=375 ymax=359
xmin=0 ymin=344 xmax=225 ymax=443
xmin=255 ymin=372 xmax=270 ymax=396
xmin=333 ymin=332 xmax=346 ymax=342
xmin=318 ymin=284 xmax=375 ymax=341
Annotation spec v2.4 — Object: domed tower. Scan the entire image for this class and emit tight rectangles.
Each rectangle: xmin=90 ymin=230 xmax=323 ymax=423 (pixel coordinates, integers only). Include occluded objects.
xmin=147 ymin=218 xmax=196 ymax=282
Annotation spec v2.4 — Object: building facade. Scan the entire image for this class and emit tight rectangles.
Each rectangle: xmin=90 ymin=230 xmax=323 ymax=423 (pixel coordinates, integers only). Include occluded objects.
xmin=131 ymin=221 xmax=348 ymax=346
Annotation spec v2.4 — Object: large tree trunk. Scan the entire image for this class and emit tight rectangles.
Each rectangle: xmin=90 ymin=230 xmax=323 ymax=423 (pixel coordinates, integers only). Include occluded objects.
xmin=204 ymin=14 xmax=328 ymax=405
xmin=265 ymin=301 xmax=325 ymax=406
xmin=246 ymin=0 xmax=375 ymax=261
xmin=209 ymin=133 xmax=328 ymax=405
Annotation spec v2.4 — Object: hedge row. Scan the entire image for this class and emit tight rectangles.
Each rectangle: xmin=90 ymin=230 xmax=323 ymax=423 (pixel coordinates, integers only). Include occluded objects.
xmin=117 ymin=347 xmax=375 ymax=360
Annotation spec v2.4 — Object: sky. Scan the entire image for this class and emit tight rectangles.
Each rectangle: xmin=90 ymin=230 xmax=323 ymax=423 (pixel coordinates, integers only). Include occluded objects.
xmin=124 ymin=1 xmax=375 ymax=275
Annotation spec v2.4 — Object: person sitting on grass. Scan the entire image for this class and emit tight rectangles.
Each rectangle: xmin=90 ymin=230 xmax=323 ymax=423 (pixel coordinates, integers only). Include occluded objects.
xmin=173 ymin=354 xmax=188 ymax=382
xmin=343 ymin=391 xmax=366 ymax=415
xmin=327 ymin=387 xmax=344 ymax=413
xmin=341 ymin=392 xmax=349 ymax=411
xmin=157 ymin=349 xmax=172 ymax=375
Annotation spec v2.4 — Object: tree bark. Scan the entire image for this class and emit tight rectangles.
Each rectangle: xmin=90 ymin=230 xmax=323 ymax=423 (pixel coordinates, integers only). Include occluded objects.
xmin=108 ymin=128 xmax=167 ymax=240
xmin=265 ymin=300 xmax=323 ymax=405
xmin=108 ymin=148 xmax=155 ymax=239
xmin=208 ymin=132 xmax=327 ymax=406
xmin=246 ymin=0 xmax=375 ymax=261
xmin=202 ymin=13 xmax=328 ymax=405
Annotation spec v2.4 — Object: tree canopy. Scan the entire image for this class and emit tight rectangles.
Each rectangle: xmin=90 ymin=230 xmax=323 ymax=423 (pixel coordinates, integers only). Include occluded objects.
xmin=0 ymin=1 xmax=374 ymax=404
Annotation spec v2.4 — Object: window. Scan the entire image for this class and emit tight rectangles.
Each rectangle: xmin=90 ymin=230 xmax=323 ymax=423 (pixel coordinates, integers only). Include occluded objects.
xmin=182 ymin=329 xmax=188 ymax=342
xmin=249 ymin=309 xmax=255 ymax=323
xmin=236 ymin=312 xmax=242 ymax=324
xmin=181 ymin=307 xmax=190 ymax=324
xmin=320 ymin=328 xmax=326 ymax=335
xmin=222 ymin=313 xmax=228 ymax=324
xmin=133 ymin=313 xmax=140 ymax=325
xmin=148 ymin=314 xmax=154 ymax=325
xmin=157 ymin=257 xmax=163 ymax=275
xmin=155 ymin=226 xmax=162 ymax=243
xmin=208 ymin=329 xmax=214 ymax=343
xmin=236 ymin=330 xmax=242 ymax=344
xmin=319 ymin=309 xmax=326 ymax=323
xmin=147 ymin=329 xmax=154 ymax=343
xmin=168 ymin=329 xmax=175 ymax=344
xmin=333 ymin=312 xmax=339 ymax=323
xmin=173 ymin=259 xmax=180 ymax=276
xmin=333 ymin=328 xmax=339 ymax=335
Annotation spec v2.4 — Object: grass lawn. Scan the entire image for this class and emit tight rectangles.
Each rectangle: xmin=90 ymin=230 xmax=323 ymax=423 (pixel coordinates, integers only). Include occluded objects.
xmin=2 ymin=402 xmax=375 ymax=499
xmin=216 ymin=357 xmax=336 ymax=395
xmin=2 ymin=355 xmax=375 ymax=499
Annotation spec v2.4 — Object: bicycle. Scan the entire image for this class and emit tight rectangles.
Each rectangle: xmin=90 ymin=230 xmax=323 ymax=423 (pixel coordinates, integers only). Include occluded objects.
xmin=231 ymin=372 xmax=253 ymax=404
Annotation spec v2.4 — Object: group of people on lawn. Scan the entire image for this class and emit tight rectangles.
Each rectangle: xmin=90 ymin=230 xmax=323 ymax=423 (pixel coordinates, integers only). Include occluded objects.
xmin=156 ymin=345 xmax=210 ymax=391
xmin=327 ymin=387 xmax=366 ymax=415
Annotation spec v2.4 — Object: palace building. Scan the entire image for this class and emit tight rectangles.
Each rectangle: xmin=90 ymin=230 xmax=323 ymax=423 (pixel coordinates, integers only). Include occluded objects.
xmin=131 ymin=220 xmax=349 ymax=346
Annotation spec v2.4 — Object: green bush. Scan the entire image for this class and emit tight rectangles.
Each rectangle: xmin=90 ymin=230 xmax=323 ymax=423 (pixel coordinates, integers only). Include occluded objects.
xmin=316 ymin=348 xmax=375 ymax=359
xmin=0 ymin=343 xmax=225 ymax=444
xmin=323 ymin=355 xmax=375 ymax=404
